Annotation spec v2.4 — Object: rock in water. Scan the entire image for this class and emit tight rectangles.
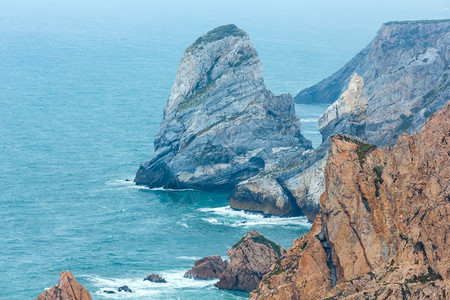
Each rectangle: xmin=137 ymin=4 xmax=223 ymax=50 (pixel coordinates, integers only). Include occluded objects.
xmin=35 ymin=270 xmax=92 ymax=300
xmin=215 ymin=230 xmax=285 ymax=292
xmin=135 ymin=24 xmax=311 ymax=189
xmin=296 ymin=20 xmax=450 ymax=146
xmin=143 ymin=273 xmax=167 ymax=283
xmin=184 ymin=255 xmax=228 ymax=280
xmin=118 ymin=285 xmax=132 ymax=293
xmin=251 ymin=103 xmax=450 ymax=299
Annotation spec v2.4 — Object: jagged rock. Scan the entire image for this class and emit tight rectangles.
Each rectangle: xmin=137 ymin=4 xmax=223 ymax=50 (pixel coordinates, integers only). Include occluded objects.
xmin=184 ymin=255 xmax=228 ymax=280
xmin=215 ymin=230 xmax=285 ymax=292
xmin=135 ymin=24 xmax=311 ymax=189
xmin=251 ymin=103 xmax=450 ymax=299
xmin=143 ymin=273 xmax=167 ymax=283
xmin=318 ymin=73 xmax=368 ymax=143
xmin=296 ymin=20 xmax=450 ymax=146
xmin=35 ymin=270 xmax=92 ymax=300
xmin=118 ymin=285 xmax=132 ymax=293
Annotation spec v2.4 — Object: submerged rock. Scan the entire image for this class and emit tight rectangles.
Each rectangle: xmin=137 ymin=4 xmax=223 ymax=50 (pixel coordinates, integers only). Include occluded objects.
xmin=143 ymin=273 xmax=167 ymax=283
xmin=35 ymin=270 xmax=92 ymax=300
xmin=215 ymin=230 xmax=285 ymax=292
xmin=252 ymin=103 xmax=450 ymax=299
xmin=135 ymin=24 xmax=311 ymax=189
xmin=296 ymin=20 xmax=450 ymax=146
xmin=184 ymin=255 xmax=228 ymax=280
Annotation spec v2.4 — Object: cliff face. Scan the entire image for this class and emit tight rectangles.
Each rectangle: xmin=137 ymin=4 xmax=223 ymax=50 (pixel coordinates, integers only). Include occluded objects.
xmin=35 ymin=271 xmax=92 ymax=300
xmin=251 ymin=103 xmax=450 ymax=299
xmin=135 ymin=24 xmax=311 ymax=189
xmin=296 ymin=20 xmax=450 ymax=146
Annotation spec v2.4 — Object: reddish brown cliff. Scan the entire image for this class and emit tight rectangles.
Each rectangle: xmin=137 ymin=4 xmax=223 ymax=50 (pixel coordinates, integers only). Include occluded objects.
xmin=251 ymin=102 xmax=450 ymax=299
xmin=35 ymin=270 xmax=92 ymax=300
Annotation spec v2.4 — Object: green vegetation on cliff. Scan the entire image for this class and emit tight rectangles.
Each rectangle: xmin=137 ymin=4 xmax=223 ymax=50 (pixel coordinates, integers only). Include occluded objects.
xmin=186 ymin=24 xmax=247 ymax=53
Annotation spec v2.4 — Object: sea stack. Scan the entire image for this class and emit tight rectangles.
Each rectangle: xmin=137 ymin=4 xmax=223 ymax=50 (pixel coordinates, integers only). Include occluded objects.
xmin=135 ymin=24 xmax=311 ymax=189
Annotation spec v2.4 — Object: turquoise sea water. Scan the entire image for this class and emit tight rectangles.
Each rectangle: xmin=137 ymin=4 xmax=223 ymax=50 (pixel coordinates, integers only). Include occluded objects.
xmin=1 ymin=1 xmax=448 ymax=299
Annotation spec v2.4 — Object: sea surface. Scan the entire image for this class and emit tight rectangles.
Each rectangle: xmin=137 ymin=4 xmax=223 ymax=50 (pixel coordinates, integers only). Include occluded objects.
xmin=1 ymin=1 xmax=448 ymax=299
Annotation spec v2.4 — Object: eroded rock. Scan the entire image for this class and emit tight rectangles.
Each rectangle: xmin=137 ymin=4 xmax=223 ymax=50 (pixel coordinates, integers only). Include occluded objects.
xmin=184 ymin=255 xmax=228 ymax=280
xmin=135 ymin=24 xmax=311 ymax=189
xmin=143 ymin=273 xmax=167 ymax=283
xmin=215 ymin=230 xmax=285 ymax=292
xmin=35 ymin=270 xmax=92 ymax=300
xmin=296 ymin=20 xmax=450 ymax=146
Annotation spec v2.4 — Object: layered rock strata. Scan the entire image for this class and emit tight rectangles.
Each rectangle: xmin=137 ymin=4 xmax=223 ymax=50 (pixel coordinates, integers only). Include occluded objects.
xmin=296 ymin=20 xmax=450 ymax=146
xmin=135 ymin=24 xmax=311 ymax=189
xmin=215 ymin=230 xmax=285 ymax=292
xmin=35 ymin=270 xmax=92 ymax=300
xmin=251 ymin=103 xmax=450 ymax=299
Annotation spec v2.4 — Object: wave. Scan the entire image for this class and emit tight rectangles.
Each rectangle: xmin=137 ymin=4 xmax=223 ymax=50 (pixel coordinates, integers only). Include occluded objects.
xmin=300 ymin=117 xmax=318 ymax=123
xmin=106 ymin=179 xmax=194 ymax=192
xmin=176 ymin=256 xmax=202 ymax=261
xmin=86 ymin=270 xmax=217 ymax=298
xmin=198 ymin=206 xmax=311 ymax=228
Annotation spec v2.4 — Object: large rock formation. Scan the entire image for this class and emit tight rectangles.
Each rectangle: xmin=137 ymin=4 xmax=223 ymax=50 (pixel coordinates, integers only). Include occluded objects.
xmin=215 ymin=230 xmax=285 ymax=292
xmin=184 ymin=255 xmax=228 ymax=280
xmin=35 ymin=270 xmax=92 ymax=300
xmin=251 ymin=103 xmax=450 ymax=299
xmin=236 ymin=20 xmax=449 ymax=222
xmin=135 ymin=24 xmax=311 ymax=189
xmin=295 ymin=20 xmax=449 ymax=146
xmin=318 ymin=73 xmax=368 ymax=143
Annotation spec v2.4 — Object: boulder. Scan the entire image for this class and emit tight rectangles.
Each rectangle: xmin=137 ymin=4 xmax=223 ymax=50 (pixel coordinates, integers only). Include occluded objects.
xmin=215 ymin=230 xmax=285 ymax=292
xmin=184 ymin=255 xmax=228 ymax=280
xmin=118 ymin=285 xmax=132 ymax=293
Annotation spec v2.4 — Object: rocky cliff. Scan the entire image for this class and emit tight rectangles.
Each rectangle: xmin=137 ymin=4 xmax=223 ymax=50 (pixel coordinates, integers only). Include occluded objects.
xmin=215 ymin=230 xmax=285 ymax=292
xmin=296 ymin=20 xmax=450 ymax=146
xmin=135 ymin=24 xmax=311 ymax=189
xmin=35 ymin=271 xmax=92 ymax=300
xmin=251 ymin=103 xmax=450 ymax=299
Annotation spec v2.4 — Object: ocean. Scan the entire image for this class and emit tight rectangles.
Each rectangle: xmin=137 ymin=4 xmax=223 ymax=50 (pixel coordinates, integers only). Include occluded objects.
xmin=1 ymin=1 xmax=448 ymax=299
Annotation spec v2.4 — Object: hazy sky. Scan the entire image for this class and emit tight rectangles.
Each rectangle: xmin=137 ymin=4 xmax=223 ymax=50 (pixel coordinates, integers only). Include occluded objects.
xmin=1 ymin=0 xmax=449 ymax=93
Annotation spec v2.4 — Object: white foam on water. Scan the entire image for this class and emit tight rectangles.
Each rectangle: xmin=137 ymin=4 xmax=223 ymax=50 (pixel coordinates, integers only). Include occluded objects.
xmin=87 ymin=270 xmax=217 ymax=299
xmin=176 ymin=221 xmax=189 ymax=228
xmin=300 ymin=117 xmax=318 ymax=123
xmin=198 ymin=206 xmax=311 ymax=228
xmin=106 ymin=179 xmax=194 ymax=192
xmin=176 ymin=256 xmax=201 ymax=261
